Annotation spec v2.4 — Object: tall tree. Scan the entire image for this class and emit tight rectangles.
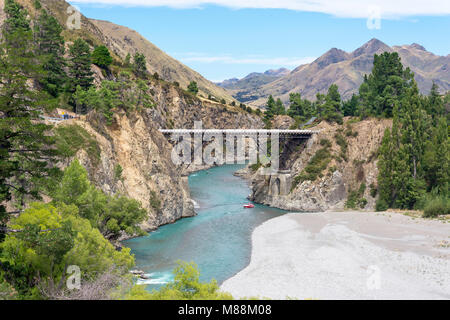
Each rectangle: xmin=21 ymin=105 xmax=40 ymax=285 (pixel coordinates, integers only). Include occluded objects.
xmin=68 ymin=38 xmax=93 ymax=95
xmin=0 ymin=0 xmax=59 ymax=237
xmin=425 ymin=82 xmax=445 ymax=122
xmin=34 ymin=9 xmax=67 ymax=97
xmin=359 ymin=52 xmax=414 ymax=117
xmin=264 ymin=95 xmax=276 ymax=121
xmin=133 ymin=52 xmax=147 ymax=78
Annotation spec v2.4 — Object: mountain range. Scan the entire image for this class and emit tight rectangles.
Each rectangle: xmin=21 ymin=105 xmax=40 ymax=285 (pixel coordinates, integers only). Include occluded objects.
xmin=220 ymin=39 xmax=450 ymax=108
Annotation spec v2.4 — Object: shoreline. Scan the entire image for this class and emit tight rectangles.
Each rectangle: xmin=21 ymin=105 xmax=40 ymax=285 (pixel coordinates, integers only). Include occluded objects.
xmin=220 ymin=210 xmax=450 ymax=300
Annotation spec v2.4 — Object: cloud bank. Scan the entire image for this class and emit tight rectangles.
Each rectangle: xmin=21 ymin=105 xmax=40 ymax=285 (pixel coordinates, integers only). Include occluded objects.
xmin=71 ymin=0 xmax=450 ymax=18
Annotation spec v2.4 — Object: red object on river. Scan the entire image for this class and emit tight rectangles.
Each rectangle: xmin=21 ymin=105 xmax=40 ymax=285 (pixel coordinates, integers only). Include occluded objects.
xmin=243 ymin=204 xmax=255 ymax=209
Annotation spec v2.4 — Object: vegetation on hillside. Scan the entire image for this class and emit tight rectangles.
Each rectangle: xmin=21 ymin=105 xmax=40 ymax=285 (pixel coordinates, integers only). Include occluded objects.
xmin=281 ymin=51 xmax=448 ymax=217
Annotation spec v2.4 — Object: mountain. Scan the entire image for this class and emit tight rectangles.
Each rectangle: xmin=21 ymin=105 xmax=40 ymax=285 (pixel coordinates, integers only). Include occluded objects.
xmin=217 ymin=68 xmax=290 ymax=103
xmin=229 ymin=39 xmax=450 ymax=108
xmin=4 ymin=0 xmax=234 ymax=102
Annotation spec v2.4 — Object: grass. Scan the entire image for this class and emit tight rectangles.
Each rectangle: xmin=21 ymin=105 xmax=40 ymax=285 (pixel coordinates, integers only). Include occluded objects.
xmin=55 ymin=124 xmax=101 ymax=165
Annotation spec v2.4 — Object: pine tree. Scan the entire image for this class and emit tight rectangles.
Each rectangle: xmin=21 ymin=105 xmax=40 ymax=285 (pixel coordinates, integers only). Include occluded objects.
xmin=360 ymin=52 xmax=414 ymax=117
xmin=426 ymin=82 xmax=444 ymax=122
xmin=322 ymin=84 xmax=343 ymax=124
xmin=133 ymin=52 xmax=147 ymax=77
xmin=187 ymin=81 xmax=199 ymax=95
xmin=0 ymin=0 xmax=59 ymax=236
xmin=275 ymin=98 xmax=286 ymax=115
xmin=92 ymin=45 xmax=113 ymax=69
xmin=264 ymin=95 xmax=276 ymax=121
xmin=68 ymin=38 xmax=93 ymax=95
xmin=124 ymin=53 xmax=131 ymax=67
xmin=34 ymin=9 xmax=67 ymax=97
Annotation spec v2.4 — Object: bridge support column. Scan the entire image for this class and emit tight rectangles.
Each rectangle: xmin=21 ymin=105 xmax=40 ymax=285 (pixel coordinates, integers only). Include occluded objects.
xmin=269 ymin=170 xmax=292 ymax=197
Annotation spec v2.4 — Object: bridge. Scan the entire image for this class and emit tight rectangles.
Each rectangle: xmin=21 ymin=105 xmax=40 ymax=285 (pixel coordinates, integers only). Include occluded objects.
xmin=159 ymin=129 xmax=319 ymax=137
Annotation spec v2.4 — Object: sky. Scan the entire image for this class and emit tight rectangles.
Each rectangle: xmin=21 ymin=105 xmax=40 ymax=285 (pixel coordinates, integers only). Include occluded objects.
xmin=69 ymin=1 xmax=450 ymax=82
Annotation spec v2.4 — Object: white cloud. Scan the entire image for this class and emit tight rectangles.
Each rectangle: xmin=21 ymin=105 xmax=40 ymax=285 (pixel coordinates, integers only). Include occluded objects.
xmin=173 ymin=54 xmax=316 ymax=66
xmin=71 ymin=0 xmax=450 ymax=18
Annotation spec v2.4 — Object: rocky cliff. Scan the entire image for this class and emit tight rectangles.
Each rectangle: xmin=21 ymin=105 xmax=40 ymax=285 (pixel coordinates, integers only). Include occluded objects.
xmin=245 ymin=117 xmax=391 ymax=212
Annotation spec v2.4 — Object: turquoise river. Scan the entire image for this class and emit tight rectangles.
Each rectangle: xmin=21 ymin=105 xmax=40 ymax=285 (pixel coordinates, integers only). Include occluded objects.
xmin=123 ymin=164 xmax=287 ymax=290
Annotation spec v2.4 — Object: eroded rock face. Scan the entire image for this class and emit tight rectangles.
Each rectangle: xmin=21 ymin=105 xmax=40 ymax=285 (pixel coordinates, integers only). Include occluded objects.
xmin=248 ymin=118 xmax=391 ymax=212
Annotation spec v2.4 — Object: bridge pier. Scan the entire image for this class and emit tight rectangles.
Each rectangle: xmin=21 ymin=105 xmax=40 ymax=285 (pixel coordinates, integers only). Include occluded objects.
xmin=269 ymin=170 xmax=292 ymax=196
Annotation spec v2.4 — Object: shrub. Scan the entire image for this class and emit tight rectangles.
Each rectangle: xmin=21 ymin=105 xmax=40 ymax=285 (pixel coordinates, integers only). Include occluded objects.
xmin=423 ymin=195 xmax=450 ymax=218
xmin=370 ymin=183 xmax=378 ymax=198
xmin=150 ymin=190 xmax=161 ymax=211
xmin=126 ymin=261 xmax=234 ymax=300
xmin=376 ymin=199 xmax=389 ymax=211
xmin=114 ymin=164 xmax=123 ymax=181
xmin=291 ymin=145 xmax=332 ymax=191
xmin=187 ymin=81 xmax=199 ymax=95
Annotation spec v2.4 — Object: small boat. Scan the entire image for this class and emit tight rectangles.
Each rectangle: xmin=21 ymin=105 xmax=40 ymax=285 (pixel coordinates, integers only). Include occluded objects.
xmin=243 ymin=204 xmax=255 ymax=209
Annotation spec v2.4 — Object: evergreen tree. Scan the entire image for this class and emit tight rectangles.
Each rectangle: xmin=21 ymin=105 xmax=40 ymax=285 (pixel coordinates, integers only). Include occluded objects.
xmin=423 ymin=117 xmax=449 ymax=195
xmin=187 ymin=81 xmax=199 ymax=95
xmin=92 ymin=45 xmax=113 ymax=69
xmin=275 ymin=98 xmax=286 ymax=115
xmin=34 ymin=9 xmax=67 ymax=97
xmin=359 ymin=52 xmax=414 ymax=117
xmin=426 ymin=82 xmax=445 ymax=122
xmin=133 ymin=52 xmax=147 ymax=77
xmin=68 ymin=38 xmax=93 ymax=95
xmin=321 ymin=84 xmax=343 ymax=124
xmin=0 ymin=0 xmax=59 ymax=236
xmin=342 ymin=94 xmax=359 ymax=116
xmin=124 ymin=53 xmax=131 ymax=67
xmin=264 ymin=95 xmax=276 ymax=121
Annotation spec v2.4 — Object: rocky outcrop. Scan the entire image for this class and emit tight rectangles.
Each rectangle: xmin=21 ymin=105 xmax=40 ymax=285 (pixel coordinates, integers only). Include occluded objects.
xmin=247 ymin=118 xmax=391 ymax=212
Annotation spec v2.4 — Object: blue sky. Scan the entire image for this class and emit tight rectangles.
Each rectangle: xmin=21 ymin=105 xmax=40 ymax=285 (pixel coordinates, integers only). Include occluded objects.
xmin=70 ymin=1 xmax=450 ymax=82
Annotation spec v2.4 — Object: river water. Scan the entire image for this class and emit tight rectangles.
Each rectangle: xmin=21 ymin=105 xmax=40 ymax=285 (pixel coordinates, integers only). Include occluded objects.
xmin=123 ymin=164 xmax=287 ymax=290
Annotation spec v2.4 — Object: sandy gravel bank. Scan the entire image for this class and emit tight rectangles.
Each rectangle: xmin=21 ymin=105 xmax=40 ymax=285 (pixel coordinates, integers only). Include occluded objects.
xmin=221 ymin=211 xmax=450 ymax=300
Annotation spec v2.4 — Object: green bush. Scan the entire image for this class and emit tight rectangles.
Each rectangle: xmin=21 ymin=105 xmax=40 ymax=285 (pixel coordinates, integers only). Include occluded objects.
xmin=114 ymin=164 xmax=123 ymax=181
xmin=150 ymin=190 xmax=161 ymax=211
xmin=375 ymin=199 xmax=389 ymax=211
xmin=125 ymin=261 xmax=234 ymax=300
xmin=423 ymin=195 xmax=450 ymax=218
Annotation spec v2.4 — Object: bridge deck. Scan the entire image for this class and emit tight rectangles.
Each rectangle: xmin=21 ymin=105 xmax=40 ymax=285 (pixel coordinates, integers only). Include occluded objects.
xmin=159 ymin=129 xmax=318 ymax=136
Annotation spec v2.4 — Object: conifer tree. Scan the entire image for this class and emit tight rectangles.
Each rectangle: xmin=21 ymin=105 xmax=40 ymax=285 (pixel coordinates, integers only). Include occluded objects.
xmin=0 ymin=0 xmax=59 ymax=236
xmin=68 ymin=38 xmax=94 ymax=94
xmin=34 ymin=9 xmax=67 ymax=97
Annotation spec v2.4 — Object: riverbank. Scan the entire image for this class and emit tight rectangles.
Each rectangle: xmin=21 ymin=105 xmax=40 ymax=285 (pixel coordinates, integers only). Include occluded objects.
xmin=220 ymin=211 xmax=450 ymax=300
